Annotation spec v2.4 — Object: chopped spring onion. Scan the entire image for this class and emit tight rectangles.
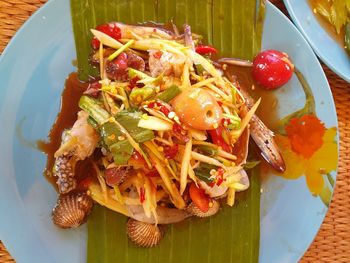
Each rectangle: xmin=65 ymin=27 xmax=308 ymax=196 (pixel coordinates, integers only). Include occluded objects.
xmin=79 ymin=95 xmax=110 ymax=125
xmin=129 ymin=86 xmax=155 ymax=105
xmin=155 ymin=85 xmax=181 ymax=102
xmin=243 ymin=160 xmax=261 ymax=169
xmin=110 ymin=117 xmax=152 ymax=168
xmin=108 ymin=39 xmax=134 ymax=61
xmin=138 ymin=116 xmax=173 ymax=131
xmin=197 ymin=145 xmax=218 ymax=157
xmin=193 ymin=163 xmax=216 ymax=183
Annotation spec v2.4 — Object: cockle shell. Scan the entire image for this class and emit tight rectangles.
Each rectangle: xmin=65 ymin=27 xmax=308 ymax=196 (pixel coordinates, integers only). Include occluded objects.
xmin=52 ymin=192 xmax=93 ymax=228
xmin=126 ymin=218 xmax=165 ymax=247
xmin=187 ymin=200 xmax=220 ymax=218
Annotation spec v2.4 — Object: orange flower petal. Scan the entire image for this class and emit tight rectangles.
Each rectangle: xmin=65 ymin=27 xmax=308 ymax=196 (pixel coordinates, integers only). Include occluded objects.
xmin=285 ymin=115 xmax=325 ymax=159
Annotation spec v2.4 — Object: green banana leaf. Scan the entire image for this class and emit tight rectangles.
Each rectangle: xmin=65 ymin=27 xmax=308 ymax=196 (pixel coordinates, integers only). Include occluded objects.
xmin=70 ymin=0 xmax=265 ymax=262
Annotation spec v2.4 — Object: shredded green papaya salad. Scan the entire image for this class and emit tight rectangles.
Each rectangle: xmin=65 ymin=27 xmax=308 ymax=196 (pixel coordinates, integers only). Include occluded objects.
xmin=50 ymin=22 xmax=289 ymax=247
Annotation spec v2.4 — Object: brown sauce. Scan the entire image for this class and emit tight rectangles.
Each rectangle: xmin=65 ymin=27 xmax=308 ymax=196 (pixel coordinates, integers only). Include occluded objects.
xmin=308 ymin=0 xmax=345 ymax=48
xmin=224 ymin=65 xmax=281 ymax=179
xmin=37 ymin=73 xmax=89 ymax=187
xmin=224 ymin=65 xmax=279 ymax=130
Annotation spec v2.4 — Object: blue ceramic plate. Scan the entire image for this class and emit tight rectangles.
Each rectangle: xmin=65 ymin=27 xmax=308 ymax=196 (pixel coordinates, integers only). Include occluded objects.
xmin=0 ymin=1 xmax=338 ymax=262
xmin=284 ymin=0 xmax=350 ymax=82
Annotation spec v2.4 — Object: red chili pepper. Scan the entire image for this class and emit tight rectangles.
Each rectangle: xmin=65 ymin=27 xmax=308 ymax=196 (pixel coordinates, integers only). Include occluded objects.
xmin=189 ymin=183 xmax=210 ymax=212
xmin=78 ymin=177 xmax=92 ymax=190
xmin=129 ymin=76 xmax=141 ymax=90
xmin=172 ymin=123 xmax=189 ymax=143
xmin=145 ymin=170 xmax=160 ymax=177
xmin=164 ymin=144 xmax=179 ymax=159
xmin=153 ymin=50 xmax=163 ymax=59
xmin=216 ymin=168 xmax=224 ymax=186
xmin=139 ymin=187 xmax=146 ymax=203
xmin=130 ymin=150 xmax=147 ymax=166
xmin=91 ymin=23 xmax=122 ymax=50
xmin=208 ymin=125 xmax=232 ymax=153
xmin=195 ymin=45 xmax=218 ymax=55
xmin=148 ymin=101 xmax=170 ymax=116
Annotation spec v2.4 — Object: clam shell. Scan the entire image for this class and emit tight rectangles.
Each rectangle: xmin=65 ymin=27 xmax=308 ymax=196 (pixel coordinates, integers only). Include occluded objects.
xmin=187 ymin=200 xmax=220 ymax=217
xmin=126 ymin=218 xmax=165 ymax=247
xmin=52 ymin=192 xmax=93 ymax=228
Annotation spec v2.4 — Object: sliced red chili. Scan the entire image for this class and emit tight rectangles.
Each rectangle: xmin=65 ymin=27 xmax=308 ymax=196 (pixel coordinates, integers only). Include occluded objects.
xmin=195 ymin=45 xmax=218 ymax=55
xmin=130 ymin=150 xmax=147 ymax=166
xmin=216 ymin=168 xmax=224 ymax=186
xmin=153 ymin=50 xmax=163 ymax=59
xmin=148 ymin=101 xmax=171 ymax=116
xmin=139 ymin=187 xmax=146 ymax=203
xmin=189 ymin=183 xmax=210 ymax=212
xmin=172 ymin=123 xmax=189 ymax=143
xmin=145 ymin=170 xmax=160 ymax=177
xmin=129 ymin=76 xmax=142 ymax=90
xmin=208 ymin=125 xmax=232 ymax=153
xmin=164 ymin=144 xmax=179 ymax=159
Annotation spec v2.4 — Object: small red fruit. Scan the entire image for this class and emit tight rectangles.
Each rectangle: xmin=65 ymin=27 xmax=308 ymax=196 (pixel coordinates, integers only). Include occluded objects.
xmin=252 ymin=49 xmax=294 ymax=89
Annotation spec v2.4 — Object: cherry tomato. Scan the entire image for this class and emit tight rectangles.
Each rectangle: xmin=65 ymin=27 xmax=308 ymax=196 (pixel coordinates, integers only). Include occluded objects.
xmin=252 ymin=49 xmax=294 ymax=89
xmin=189 ymin=183 xmax=210 ymax=212
xmin=105 ymin=167 xmax=128 ymax=186
xmin=208 ymin=125 xmax=232 ymax=153
xmin=171 ymin=88 xmax=222 ymax=130
xmin=195 ymin=45 xmax=218 ymax=55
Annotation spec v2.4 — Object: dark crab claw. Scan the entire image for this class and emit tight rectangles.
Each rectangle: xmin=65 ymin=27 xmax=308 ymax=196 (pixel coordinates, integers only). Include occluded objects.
xmin=240 ymin=89 xmax=286 ymax=173
xmin=250 ymin=115 xmax=286 ymax=173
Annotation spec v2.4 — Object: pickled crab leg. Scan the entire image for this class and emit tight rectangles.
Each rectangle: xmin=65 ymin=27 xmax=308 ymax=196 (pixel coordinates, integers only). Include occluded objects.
xmin=241 ymin=89 xmax=286 ymax=172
